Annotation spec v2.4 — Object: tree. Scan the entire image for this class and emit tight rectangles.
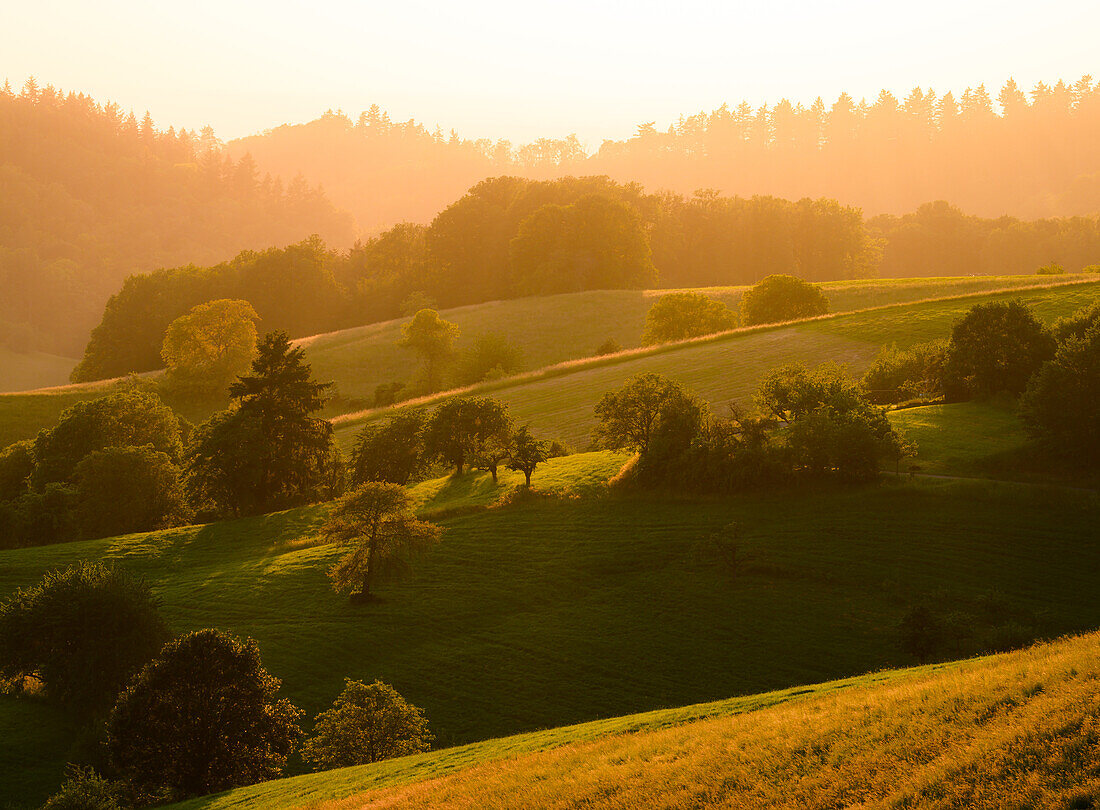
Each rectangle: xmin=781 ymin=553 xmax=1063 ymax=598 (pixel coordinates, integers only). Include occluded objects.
xmin=860 ymin=340 xmax=947 ymax=404
xmin=641 ymin=292 xmax=736 ymax=345
xmin=41 ymin=766 xmax=126 ymax=810
xmin=32 ymin=388 xmax=184 ymax=489
xmin=424 ymin=397 xmax=512 ymax=475
xmin=161 ymin=299 xmax=259 ymax=399
xmin=301 ymin=679 xmax=432 ymax=769
xmin=107 ymin=629 xmax=302 ymax=801
xmin=0 ymin=562 xmax=168 ymax=717
xmin=73 ymin=446 xmax=191 ymax=539
xmin=1052 ymin=302 xmax=1100 ymax=344
xmin=455 ymin=333 xmax=524 ymax=385
xmin=1020 ymin=324 xmax=1100 ymax=465
xmin=593 ymin=373 xmax=692 ymax=454
xmin=350 ymin=411 xmax=428 ymax=486
xmin=942 ymin=300 xmax=1055 ymax=398
xmin=898 ymin=605 xmax=943 ymax=663
xmin=398 ymin=309 xmax=459 ymax=392
xmin=323 ymin=483 xmax=442 ymax=602
xmin=186 ymin=332 xmax=339 ymax=515
xmin=507 ymin=426 xmax=550 ymax=486
xmin=0 ymin=439 xmax=34 ymax=502
xmin=739 ymin=274 xmax=829 ymax=326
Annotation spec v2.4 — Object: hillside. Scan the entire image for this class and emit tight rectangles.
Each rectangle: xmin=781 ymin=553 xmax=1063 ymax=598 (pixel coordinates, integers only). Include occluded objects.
xmin=331 ymin=279 xmax=1100 ymax=449
xmin=2 ymin=472 xmax=1099 ymax=807
xmin=171 ymin=630 xmax=1100 ymax=809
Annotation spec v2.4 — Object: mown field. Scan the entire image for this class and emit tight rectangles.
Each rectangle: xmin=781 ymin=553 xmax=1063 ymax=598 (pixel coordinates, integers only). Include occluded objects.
xmin=174 ymin=630 xmax=1100 ymax=809
xmin=3 ymin=470 xmax=1099 ymax=807
xmin=0 ymin=348 xmax=77 ymax=394
xmin=334 ymin=280 xmax=1100 ymax=450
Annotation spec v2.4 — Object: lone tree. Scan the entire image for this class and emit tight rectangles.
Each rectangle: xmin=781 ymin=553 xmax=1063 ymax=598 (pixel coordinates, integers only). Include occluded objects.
xmin=424 ymin=397 xmax=511 ymax=475
xmin=323 ymin=483 xmax=442 ymax=603
xmin=507 ymin=425 xmax=550 ymax=487
xmin=642 ymin=292 xmax=736 ymax=345
xmin=739 ymin=274 xmax=829 ymax=326
xmin=350 ymin=411 xmax=428 ymax=486
xmin=161 ymin=299 xmax=259 ymax=400
xmin=593 ymin=373 xmax=691 ymax=455
xmin=301 ymin=679 xmax=432 ymax=769
xmin=186 ymin=331 xmax=338 ymax=516
xmin=942 ymin=300 xmax=1055 ymax=399
xmin=398 ymin=309 xmax=459 ymax=392
xmin=0 ymin=562 xmax=168 ymax=718
xmin=107 ymin=629 xmax=302 ymax=801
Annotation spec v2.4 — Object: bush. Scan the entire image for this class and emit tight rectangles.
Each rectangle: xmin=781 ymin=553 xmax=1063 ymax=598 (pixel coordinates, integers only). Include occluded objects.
xmin=739 ymin=274 xmax=829 ymax=326
xmin=0 ymin=483 xmax=77 ymax=548
xmin=107 ymin=629 xmax=302 ymax=801
xmin=1052 ymin=302 xmax=1100 ymax=344
xmin=860 ymin=340 xmax=947 ymax=404
xmin=1036 ymin=262 xmax=1065 ymax=275
xmin=942 ymin=300 xmax=1055 ymax=399
xmin=455 ymin=333 xmax=524 ymax=385
xmin=0 ymin=562 xmax=168 ymax=717
xmin=74 ymin=446 xmax=191 ymax=539
xmin=0 ymin=439 xmax=34 ymax=502
xmin=898 ymin=605 xmax=943 ymax=663
xmin=641 ymin=292 xmax=736 ymax=345
xmin=302 ymin=679 xmax=432 ymax=769
xmin=595 ymin=337 xmax=622 ymax=356
xmin=41 ymin=766 xmax=127 ymax=810
xmin=373 ymin=381 xmax=405 ymax=407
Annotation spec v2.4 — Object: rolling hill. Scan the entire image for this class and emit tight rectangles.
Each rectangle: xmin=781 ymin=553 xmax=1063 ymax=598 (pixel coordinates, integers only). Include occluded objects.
xmin=171 ymin=629 xmax=1100 ymax=809
xmin=2 ymin=469 xmax=1099 ymax=807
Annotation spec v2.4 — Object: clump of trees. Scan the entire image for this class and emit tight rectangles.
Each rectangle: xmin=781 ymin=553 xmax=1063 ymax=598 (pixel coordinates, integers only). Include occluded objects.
xmin=860 ymin=340 xmax=947 ymax=404
xmin=641 ymin=292 xmax=736 ymax=345
xmin=739 ymin=274 xmax=829 ymax=326
xmin=302 ymin=679 xmax=433 ymax=768
xmin=455 ymin=333 xmax=524 ymax=385
xmin=595 ymin=366 xmax=910 ymax=491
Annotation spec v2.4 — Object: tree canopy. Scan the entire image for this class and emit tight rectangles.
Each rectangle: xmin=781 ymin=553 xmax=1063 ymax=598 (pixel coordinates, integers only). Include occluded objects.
xmin=642 ymin=292 xmax=737 ymax=345
xmin=739 ymin=274 xmax=829 ymax=326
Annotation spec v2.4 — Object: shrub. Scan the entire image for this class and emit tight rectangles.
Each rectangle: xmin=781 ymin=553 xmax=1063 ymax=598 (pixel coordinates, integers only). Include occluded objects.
xmin=595 ymin=337 xmax=622 ymax=356
xmin=739 ymin=274 xmax=828 ymax=326
xmin=0 ymin=483 xmax=77 ymax=548
xmin=302 ymin=679 xmax=432 ymax=769
xmin=107 ymin=629 xmax=302 ymax=801
xmin=74 ymin=446 xmax=191 ymax=539
xmin=0 ymin=439 xmax=34 ymax=502
xmin=942 ymin=300 xmax=1055 ymax=399
xmin=41 ymin=766 xmax=126 ymax=810
xmin=455 ymin=333 xmax=523 ymax=385
xmin=373 ymin=381 xmax=406 ymax=407
xmin=1035 ymin=262 xmax=1065 ymax=275
xmin=641 ymin=292 xmax=736 ymax=345
xmin=0 ymin=562 xmax=168 ymax=717
xmin=861 ymin=340 xmax=947 ymax=404
xmin=1052 ymin=302 xmax=1100 ymax=344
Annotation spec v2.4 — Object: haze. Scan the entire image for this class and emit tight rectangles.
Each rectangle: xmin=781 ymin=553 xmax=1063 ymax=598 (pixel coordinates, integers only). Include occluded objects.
xmin=5 ymin=0 xmax=1098 ymax=144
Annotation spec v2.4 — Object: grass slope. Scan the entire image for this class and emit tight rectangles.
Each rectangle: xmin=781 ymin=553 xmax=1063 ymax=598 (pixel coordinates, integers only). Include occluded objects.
xmin=177 ymin=630 xmax=1100 ymax=809
xmin=334 ymin=280 xmax=1100 ymax=450
xmin=0 ymin=349 xmax=77 ymax=394
xmin=3 ymin=476 xmax=1099 ymax=807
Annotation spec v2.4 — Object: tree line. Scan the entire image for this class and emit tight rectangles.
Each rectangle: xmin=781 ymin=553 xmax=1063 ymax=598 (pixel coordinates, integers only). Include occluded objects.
xmin=71 ymin=173 xmax=1100 ymax=382
xmin=0 ymin=79 xmax=354 ymax=357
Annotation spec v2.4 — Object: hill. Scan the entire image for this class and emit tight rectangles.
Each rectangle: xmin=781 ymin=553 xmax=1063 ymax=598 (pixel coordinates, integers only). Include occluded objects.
xmin=0 ymin=348 xmax=77 ymax=393
xmin=2 ymin=472 xmax=1099 ymax=807
xmin=331 ymin=279 xmax=1100 ymax=449
xmin=170 ymin=629 xmax=1100 ymax=809
xmin=0 ymin=81 xmax=354 ymax=357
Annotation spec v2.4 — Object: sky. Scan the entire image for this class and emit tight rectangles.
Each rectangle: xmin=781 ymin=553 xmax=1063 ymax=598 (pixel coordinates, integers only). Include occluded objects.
xmin=4 ymin=0 xmax=1099 ymax=148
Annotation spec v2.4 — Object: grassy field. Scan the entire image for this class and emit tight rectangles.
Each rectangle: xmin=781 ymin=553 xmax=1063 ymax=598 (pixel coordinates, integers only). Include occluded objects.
xmin=0 ymin=348 xmax=77 ymax=394
xmin=3 ymin=473 xmax=1100 ymax=807
xmin=174 ymin=630 xmax=1100 ymax=809
xmin=302 ymin=275 xmax=1082 ymax=405
xmin=333 ymin=280 xmax=1100 ymax=450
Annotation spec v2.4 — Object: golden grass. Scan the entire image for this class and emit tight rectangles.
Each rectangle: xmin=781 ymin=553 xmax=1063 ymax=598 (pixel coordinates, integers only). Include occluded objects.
xmin=323 ymin=632 xmax=1100 ymax=809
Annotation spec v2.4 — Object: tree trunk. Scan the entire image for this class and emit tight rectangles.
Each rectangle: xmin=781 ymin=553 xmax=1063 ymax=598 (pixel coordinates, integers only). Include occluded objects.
xmin=490 ymin=463 xmax=498 ymax=483
xmin=524 ymin=470 xmax=532 ymax=487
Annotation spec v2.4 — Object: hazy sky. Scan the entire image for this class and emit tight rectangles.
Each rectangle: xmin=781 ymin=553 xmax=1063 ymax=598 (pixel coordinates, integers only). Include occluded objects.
xmin=4 ymin=0 xmax=1098 ymax=148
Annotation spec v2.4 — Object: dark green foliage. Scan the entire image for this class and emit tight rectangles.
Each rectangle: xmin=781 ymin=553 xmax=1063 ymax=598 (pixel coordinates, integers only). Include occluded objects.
xmin=861 ymin=340 xmax=948 ymax=404
xmin=1052 ymin=302 xmax=1100 ymax=344
xmin=398 ymin=309 xmax=459 ymax=392
xmin=595 ymin=338 xmax=622 ymax=356
xmin=1021 ymin=324 xmax=1100 ymax=465
xmin=32 ymin=389 xmax=183 ymax=489
xmin=302 ymin=679 xmax=432 ymax=769
xmin=41 ymin=766 xmax=126 ymax=810
xmin=323 ymin=483 xmax=443 ymax=601
xmin=0 ymin=439 xmax=34 ymax=502
xmin=898 ymin=605 xmax=944 ymax=663
xmin=373 ymin=381 xmax=405 ymax=407
xmin=424 ymin=397 xmax=512 ymax=475
xmin=739 ymin=274 xmax=829 ymax=326
xmin=455 ymin=333 xmax=524 ymax=385
xmin=641 ymin=292 xmax=736 ymax=345
xmin=107 ymin=629 xmax=302 ymax=801
xmin=942 ymin=300 xmax=1055 ymax=399
xmin=73 ymin=447 xmax=191 ymax=539
xmin=350 ymin=411 xmax=428 ymax=486
xmin=0 ymin=562 xmax=168 ymax=717
xmin=509 ymin=194 xmax=657 ymax=296
xmin=0 ymin=483 xmax=77 ymax=549
xmin=507 ymin=426 xmax=550 ymax=487
xmin=593 ymin=373 xmax=693 ymax=455
xmin=186 ymin=332 xmax=338 ymax=516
